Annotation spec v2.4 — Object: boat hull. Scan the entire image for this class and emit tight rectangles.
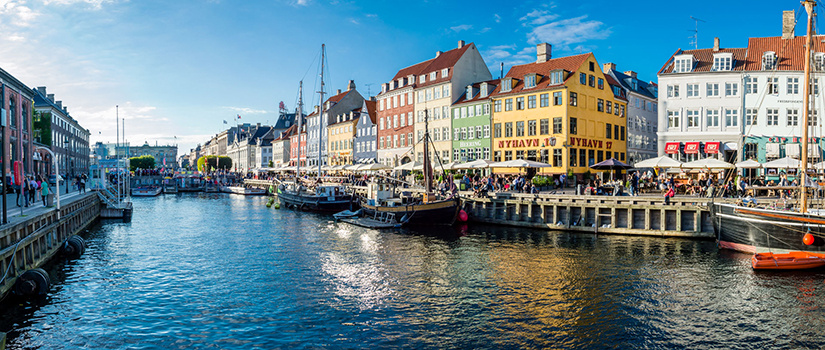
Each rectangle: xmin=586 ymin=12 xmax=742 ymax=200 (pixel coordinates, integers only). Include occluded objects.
xmin=278 ymin=190 xmax=354 ymax=212
xmin=361 ymin=197 xmax=460 ymax=226
xmin=712 ymin=203 xmax=825 ymax=254
xmin=752 ymin=252 xmax=825 ymax=270
xmin=221 ymin=186 xmax=266 ymax=195
xmin=131 ymin=187 xmax=162 ymax=197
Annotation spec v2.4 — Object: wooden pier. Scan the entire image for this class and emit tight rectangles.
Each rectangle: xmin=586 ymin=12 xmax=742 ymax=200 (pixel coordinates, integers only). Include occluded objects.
xmin=0 ymin=193 xmax=101 ymax=299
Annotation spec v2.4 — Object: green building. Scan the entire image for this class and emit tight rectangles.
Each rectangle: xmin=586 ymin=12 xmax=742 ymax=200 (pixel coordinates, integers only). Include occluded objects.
xmin=451 ymin=80 xmax=498 ymax=162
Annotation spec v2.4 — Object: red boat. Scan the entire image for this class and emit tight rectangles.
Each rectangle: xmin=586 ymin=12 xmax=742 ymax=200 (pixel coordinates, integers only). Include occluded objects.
xmin=751 ymin=252 xmax=825 ymax=270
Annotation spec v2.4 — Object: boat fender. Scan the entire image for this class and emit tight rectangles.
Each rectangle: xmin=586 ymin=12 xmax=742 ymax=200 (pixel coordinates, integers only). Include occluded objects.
xmin=274 ymin=203 xmax=281 ymax=209
xmin=62 ymin=235 xmax=86 ymax=259
xmin=804 ymin=233 xmax=816 ymax=246
xmin=13 ymin=268 xmax=50 ymax=296
xmin=400 ymin=214 xmax=409 ymax=223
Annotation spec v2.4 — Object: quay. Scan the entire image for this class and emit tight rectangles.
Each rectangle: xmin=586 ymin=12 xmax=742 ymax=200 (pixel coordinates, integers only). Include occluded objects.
xmin=0 ymin=192 xmax=102 ymax=301
xmin=244 ymin=179 xmax=731 ymax=239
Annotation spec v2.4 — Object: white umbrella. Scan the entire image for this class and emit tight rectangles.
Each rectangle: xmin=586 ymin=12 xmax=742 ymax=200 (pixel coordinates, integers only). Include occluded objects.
xmin=488 ymin=159 xmax=553 ymax=168
xmin=763 ymin=156 xmax=809 ymax=169
xmin=815 ymin=161 xmax=825 ymax=170
xmin=454 ymin=159 xmax=494 ymax=169
xmin=393 ymin=161 xmax=421 ymax=171
xmin=343 ymin=164 xmax=360 ymax=171
xmin=681 ymin=158 xmax=735 ymax=169
xmin=435 ymin=161 xmax=458 ymax=170
xmin=356 ymin=163 xmax=390 ymax=171
xmin=634 ymin=155 xmax=683 ymax=168
xmin=736 ymin=159 xmax=762 ymax=169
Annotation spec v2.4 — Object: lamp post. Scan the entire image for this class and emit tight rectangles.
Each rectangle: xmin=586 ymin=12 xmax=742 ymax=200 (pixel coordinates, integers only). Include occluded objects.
xmin=64 ymin=139 xmax=70 ymax=194
xmin=35 ymin=146 xmax=59 ymax=219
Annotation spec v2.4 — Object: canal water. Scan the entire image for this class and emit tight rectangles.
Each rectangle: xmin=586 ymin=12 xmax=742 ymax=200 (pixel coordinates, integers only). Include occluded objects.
xmin=2 ymin=194 xmax=825 ymax=349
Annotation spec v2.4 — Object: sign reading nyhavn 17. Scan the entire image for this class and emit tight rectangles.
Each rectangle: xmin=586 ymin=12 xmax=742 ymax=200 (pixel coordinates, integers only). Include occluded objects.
xmin=497 ymin=137 xmax=612 ymax=150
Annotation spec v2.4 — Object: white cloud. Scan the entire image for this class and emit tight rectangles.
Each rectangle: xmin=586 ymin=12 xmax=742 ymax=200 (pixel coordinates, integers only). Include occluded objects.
xmin=42 ymin=0 xmax=115 ymax=10
xmin=349 ymin=18 xmax=359 ymax=25
xmin=450 ymin=24 xmax=472 ymax=33
xmin=526 ymin=15 xmax=611 ymax=48
xmin=225 ymin=107 xmax=270 ymax=115
xmin=519 ymin=9 xmax=558 ymax=26
xmin=294 ymin=0 xmax=309 ymax=6
xmin=494 ymin=14 xmax=500 ymax=23
xmin=479 ymin=27 xmax=491 ymax=33
xmin=0 ymin=1 xmax=40 ymax=27
xmin=365 ymin=13 xmax=377 ymax=18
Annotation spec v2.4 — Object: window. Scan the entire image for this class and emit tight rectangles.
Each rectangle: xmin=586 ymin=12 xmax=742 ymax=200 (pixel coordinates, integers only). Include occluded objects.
xmin=816 ymin=53 xmax=825 ymax=71
xmin=516 ymin=121 xmax=524 ymax=136
xmin=598 ymin=78 xmax=604 ymax=90
xmin=766 ymin=108 xmax=779 ymax=126
xmin=785 ymin=108 xmax=799 ymax=126
xmin=540 ymin=119 xmax=549 ymax=135
xmin=725 ymin=83 xmax=738 ymax=96
xmin=762 ymin=52 xmax=777 ymax=70
xmin=667 ymin=84 xmax=680 ymax=98
xmin=408 ymin=133 xmax=412 ymax=146
xmin=526 ymin=120 xmax=536 ymax=136
xmin=687 ymin=83 xmax=699 ymax=97
xmin=725 ymin=109 xmax=738 ymax=127
xmin=589 ymin=75 xmax=595 ymax=87
xmin=540 ymin=93 xmax=549 ymax=107
xmin=516 ymin=97 xmax=524 ymax=110
xmin=494 ymin=151 xmax=501 ymax=162
xmin=712 ymin=55 xmax=732 ymax=71
xmin=768 ymin=77 xmax=779 ymax=94
xmin=569 ymin=148 xmax=577 ymax=167
xmin=589 ymin=61 xmax=595 ymax=71
xmin=706 ymin=83 xmax=719 ymax=97
xmin=815 ymin=78 xmax=821 ymax=95
xmin=569 ymin=92 xmax=578 ymax=106
xmin=620 ymin=126 xmax=625 ymax=141
xmin=597 ymin=99 xmax=604 ymax=112
xmin=483 ymin=125 xmax=490 ymax=138
xmin=528 ymin=95 xmax=536 ymax=109
xmin=746 ymin=77 xmax=758 ymax=94
xmin=379 ymin=136 xmax=385 ymax=149
xmin=668 ymin=110 xmax=680 ymax=128
xmin=569 ymin=117 xmax=577 ymax=135
xmin=393 ymin=114 xmax=398 ymax=128
xmin=550 ymin=70 xmax=563 ymax=85
xmin=580 ymin=149 xmax=587 ymax=167
xmin=606 ymin=123 xmax=612 ymax=138
xmin=502 ymin=79 xmax=512 ymax=92
xmin=494 ymin=100 xmax=502 ymax=112
xmin=810 ymin=110 xmax=819 ymax=126
xmin=606 ymin=101 xmax=612 ymax=114
xmin=445 ymin=127 xmax=451 ymax=141
xmin=379 ymin=118 xmax=384 ymax=130
xmin=745 ymin=108 xmax=758 ymax=125
xmin=553 ymin=149 xmax=562 ymax=167
xmin=454 ymin=128 xmax=461 ymax=140
xmin=687 ymin=110 xmax=700 ymax=127
xmin=553 ymin=91 xmax=562 ymax=105
xmin=505 ymin=99 xmax=513 ymax=111
xmin=494 ymin=123 xmax=501 ymax=138
xmin=483 ymin=104 xmax=490 ymax=115
xmin=674 ymin=58 xmax=692 ymax=73
xmin=442 ymin=68 xmax=449 ymax=77
xmin=504 ymin=122 xmax=513 ymax=137
xmin=475 ymin=126 xmax=482 ymax=139
xmin=787 ymin=77 xmax=799 ymax=94
xmin=525 ymin=75 xmax=536 ymax=88
xmin=429 ymin=72 xmax=436 ymax=81
xmin=550 ymin=117 xmax=561 ymax=134
xmin=706 ymin=109 xmax=719 ymax=127
xmin=580 ymin=73 xmax=586 ymax=85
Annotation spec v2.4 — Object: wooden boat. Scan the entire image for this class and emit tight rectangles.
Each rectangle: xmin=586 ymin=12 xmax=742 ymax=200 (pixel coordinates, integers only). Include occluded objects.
xmin=278 ymin=183 xmax=355 ymax=212
xmin=221 ymin=185 xmax=266 ymax=195
xmin=131 ymin=186 xmax=162 ymax=197
xmin=752 ymin=252 xmax=825 ymax=270
xmin=175 ymin=172 xmax=204 ymax=192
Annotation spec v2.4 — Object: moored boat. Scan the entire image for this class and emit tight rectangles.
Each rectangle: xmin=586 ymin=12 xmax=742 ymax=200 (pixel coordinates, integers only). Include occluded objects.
xmin=221 ymin=185 xmax=266 ymax=195
xmin=131 ymin=186 xmax=162 ymax=197
xmin=752 ymin=251 xmax=825 ymax=270
xmin=278 ymin=183 xmax=355 ymax=212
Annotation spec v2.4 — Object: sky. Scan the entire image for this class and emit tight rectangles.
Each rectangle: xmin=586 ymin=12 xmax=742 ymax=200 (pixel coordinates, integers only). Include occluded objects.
xmin=0 ymin=0 xmax=817 ymax=158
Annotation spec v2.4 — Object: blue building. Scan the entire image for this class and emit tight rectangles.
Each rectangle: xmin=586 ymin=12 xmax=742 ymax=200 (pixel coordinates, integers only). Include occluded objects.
xmin=354 ymin=100 xmax=378 ymax=163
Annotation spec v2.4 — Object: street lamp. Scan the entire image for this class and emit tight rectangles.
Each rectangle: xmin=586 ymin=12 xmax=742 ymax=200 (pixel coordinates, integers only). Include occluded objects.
xmin=64 ymin=139 xmax=70 ymax=194
xmin=35 ymin=146 xmax=60 ymax=219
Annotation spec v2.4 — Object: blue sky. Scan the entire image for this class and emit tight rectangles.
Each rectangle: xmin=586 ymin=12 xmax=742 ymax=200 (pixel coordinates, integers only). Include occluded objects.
xmin=0 ymin=0 xmax=815 ymax=156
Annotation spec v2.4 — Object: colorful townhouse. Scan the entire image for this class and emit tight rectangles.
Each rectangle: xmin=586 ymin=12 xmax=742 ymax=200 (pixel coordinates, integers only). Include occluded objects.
xmin=490 ymin=43 xmax=627 ymax=181
xmin=305 ymin=80 xmax=364 ymax=168
xmin=326 ymin=109 xmax=358 ymax=166
xmin=413 ymin=40 xmax=492 ymax=164
xmin=376 ymin=58 xmax=425 ymax=167
xmin=353 ymin=100 xmax=377 ymax=163
xmin=451 ymin=79 xmax=498 ymax=163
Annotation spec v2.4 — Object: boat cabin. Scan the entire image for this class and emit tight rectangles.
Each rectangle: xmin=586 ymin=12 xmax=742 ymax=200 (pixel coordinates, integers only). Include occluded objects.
xmin=316 ymin=185 xmax=347 ymax=199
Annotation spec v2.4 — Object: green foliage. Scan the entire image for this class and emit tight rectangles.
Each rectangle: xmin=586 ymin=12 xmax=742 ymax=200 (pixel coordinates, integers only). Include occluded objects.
xmin=198 ymin=155 xmax=232 ymax=172
xmin=531 ymin=175 xmax=551 ymax=187
xmin=453 ymin=173 xmax=463 ymax=179
xmin=129 ymin=155 xmax=155 ymax=171
xmin=33 ymin=111 xmax=52 ymax=146
xmin=268 ymin=160 xmax=273 ymax=167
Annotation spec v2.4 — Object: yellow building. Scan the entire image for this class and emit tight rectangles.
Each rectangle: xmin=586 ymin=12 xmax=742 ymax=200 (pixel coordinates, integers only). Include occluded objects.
xmin=327 ymin=111 xmax=358 ymax=166
xmin=490 ymin=43 xmax=627 ymax=181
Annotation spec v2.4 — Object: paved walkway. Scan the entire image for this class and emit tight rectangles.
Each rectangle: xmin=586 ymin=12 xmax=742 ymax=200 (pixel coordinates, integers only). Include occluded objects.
xmin=0 ymin=185 xmax=91 ymax=225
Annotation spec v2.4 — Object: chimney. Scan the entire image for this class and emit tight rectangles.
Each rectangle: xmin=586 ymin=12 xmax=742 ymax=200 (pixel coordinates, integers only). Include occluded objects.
xmin=337 ymin=89 xmax=342 ymax=95
xmin=47 ymin=94 xmax=54 ymax=102
xmin=56 ymin=101 xmax=62 ymax=109
xmin=536 ymin=43 xmax=552 ymax=63
xmin=63 ymin=107 xmax=68 ymax=114
xmin=624 ymin=71 xmax=638 ymax=79
xmin=713 ymin=37 xmax=720 ymax=52
xmin=603 ymin=63 xmax=616 ymax=73
xmin=314 ymin=105 xmax=320 ymax=113
xmin=347 ymin=79 xmax=355 ymax=91
xmin=457 ymin=40 xmax=465 ymax=48
xmin=36 ymin=86 xmax=46 ymax=95
xmin=782 ymin=10 xmax=795 ymax=39
xmin=435 ymin=50 xmax=443 ymax=58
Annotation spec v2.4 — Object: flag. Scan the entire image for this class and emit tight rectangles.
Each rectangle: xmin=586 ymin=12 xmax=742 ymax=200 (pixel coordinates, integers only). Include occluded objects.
xmin=237 ymin=114 xmax=241 ymax=120
xmin=223 ymin=120 xmax=227 ymax=124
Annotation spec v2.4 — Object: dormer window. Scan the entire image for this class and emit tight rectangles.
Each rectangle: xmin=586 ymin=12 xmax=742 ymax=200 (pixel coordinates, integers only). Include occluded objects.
xmin=762 ymin=52 xmax=777 ymax=70
xmin=429 ymin=72 xmax=437 ymax=80
xmin=712 ymin=53 xmax=733 ymax=71
xmin=480 ymin=83 xmax=488 ymax=98
xmin=442 ymin=68 xmax=449 ymax=78
xmin=420 ymin=75 xmax=426 ymax=83
xmin=815 ymin=52 xmax=825 ymax=71
xmin=524 ymin=74 xmax=536 ymax=88
xmin=502 ymin=78 xmax=512 ymax=92
xmin=549 ymin=70 xmax=564 ymax=85
xmin=466 ymin=86 xmax=473 ymax=99
xmin=673 ymin=55 xmax=693 ymax=73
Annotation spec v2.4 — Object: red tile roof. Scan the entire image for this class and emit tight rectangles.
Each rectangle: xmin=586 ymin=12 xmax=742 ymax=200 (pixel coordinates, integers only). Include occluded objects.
xmin=604 ymin=74 xmax=628 ymax=101
xmin=326 ymin=89 xmax=350 ymax=104
xmin=744 ymin=35 xmax=825 ymax=71
xmin=453 ymin=79 xmax=500 ymax=105
xmin=364 ymin=100 xmax=377 ymax=124
xmin=490 ymin=53 xmax=591 ymax=97
xmin=382 ymin=43 xmax=475 ymax=93
xmin=658 ymin=47 xmax=748 ymax=74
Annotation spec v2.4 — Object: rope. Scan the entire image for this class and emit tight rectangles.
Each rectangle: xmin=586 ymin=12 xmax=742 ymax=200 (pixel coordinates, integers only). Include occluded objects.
xmin=0 ymin=238 xmax=25 ymax=285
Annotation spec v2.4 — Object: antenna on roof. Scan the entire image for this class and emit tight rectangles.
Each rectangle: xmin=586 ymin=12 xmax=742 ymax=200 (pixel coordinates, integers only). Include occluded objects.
xmin=364 ymin=83 xmax=374 ymax=97
xmin=689 ymin=16 xmax=706 ymax=49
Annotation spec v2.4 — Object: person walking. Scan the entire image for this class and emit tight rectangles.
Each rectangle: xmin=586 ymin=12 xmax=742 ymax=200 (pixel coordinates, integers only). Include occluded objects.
xmin=41 ymin=178 xmax=50 ymax=206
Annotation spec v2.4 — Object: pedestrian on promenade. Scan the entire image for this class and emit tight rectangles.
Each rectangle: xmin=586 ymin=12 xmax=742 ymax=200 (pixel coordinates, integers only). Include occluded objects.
xmin=41 ymin=177 xmax=49 ymax=206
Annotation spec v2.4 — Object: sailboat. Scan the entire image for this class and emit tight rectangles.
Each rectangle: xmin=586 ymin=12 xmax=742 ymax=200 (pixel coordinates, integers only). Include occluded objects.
xmin=359 ymin=108 xmax=461 ymax=226
xmin=711 ymin=0 xmax=825 ymax=269
xmin=278 ymin=44 xmax=354 ymax=212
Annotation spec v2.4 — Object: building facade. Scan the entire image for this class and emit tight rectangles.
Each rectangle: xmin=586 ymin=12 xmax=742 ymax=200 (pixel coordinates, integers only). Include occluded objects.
xmin=353 ymin=100 xmax=377 ymax=163
xmin=451 ymin=80 xmax=497 ymax=163
xmin=327 ymin=112 xmax=357 ymax=166
xmin=376 ymin=66 xmax=418 ymax=166
xmin=603 ymin=65 xmax=659 ymax=165
xmin=128 ymin=142 xmax=178 ymax=168
xmin=490 ymin=44 xmax=628 ymax=180
xmin=0 ymin=70 xmax=36 ymax=179
xmin=306 ymin=80 xmax=364 ymax=168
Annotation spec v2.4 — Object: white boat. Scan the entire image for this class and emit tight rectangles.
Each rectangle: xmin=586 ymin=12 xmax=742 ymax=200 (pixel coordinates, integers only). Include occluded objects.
xmin=221 ymin=186 xmax=266 ymax=195
xmin=131 ymin=186 xmax=162 ymax=197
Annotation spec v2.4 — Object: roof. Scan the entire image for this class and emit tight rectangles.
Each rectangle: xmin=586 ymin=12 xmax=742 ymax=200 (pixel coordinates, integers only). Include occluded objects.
xmin=658 ymin=47 xmax=748 ymax=74
xmin=609 ymin=70 xmax=657 ymax=99
xmin=491 ymin=53 xmax=591 ymax=97
xmin=604 ymin=74 xmax=628 ymax=101
xmin=743 ymin=35 xmax=825 ymax=71
xmin=452 ymin=79 xmax=500 ymax=106
xmin=364 ymin=100 xmax=377 ymax=124
xmin=381 ymin=43 xmax=475 ymax=94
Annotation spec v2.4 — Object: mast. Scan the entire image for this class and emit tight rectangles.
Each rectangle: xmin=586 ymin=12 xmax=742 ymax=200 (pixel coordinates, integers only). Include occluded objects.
xmin=423 ymin=108 xmax=432 ymax=193
xmin=317 ymin=44 xmax=326 ymax=177
xmin=801 ymin=0 xmax=816 ymax=213
xmin=296 ymin=81 xmax=303 ymax=177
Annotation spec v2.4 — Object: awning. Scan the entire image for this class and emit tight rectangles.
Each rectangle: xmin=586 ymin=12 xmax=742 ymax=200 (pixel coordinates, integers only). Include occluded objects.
xmin=704 ymin=142 xmax=721 ymax=154
xmin=664 ymin=142 xmax=680 ymax=154
xmin=684 ymin=142 xmax=700 ymax=154
xmin=766 ymin=143 xmax=780 ymax=157
xmin=786 ymin=143 xmax=800 ymax=158
xmin=724 ymin=142 xmax=739 ymax=151
xmin=809 ymin=144 xmax=821 ymax=158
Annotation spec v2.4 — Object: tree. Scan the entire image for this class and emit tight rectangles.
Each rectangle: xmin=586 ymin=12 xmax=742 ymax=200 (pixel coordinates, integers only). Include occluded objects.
xmin=129 ymin=155 xmax=155 ymax=171
xmin=33 ymin=110 xmax=52 ymax=146
xmin=198 ymin=155 xmax=232 ymax=172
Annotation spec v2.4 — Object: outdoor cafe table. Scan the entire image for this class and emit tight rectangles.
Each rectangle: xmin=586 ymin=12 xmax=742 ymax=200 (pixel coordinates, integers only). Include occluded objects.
xmin=746 ymin=186 xmax=798 ymax=197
